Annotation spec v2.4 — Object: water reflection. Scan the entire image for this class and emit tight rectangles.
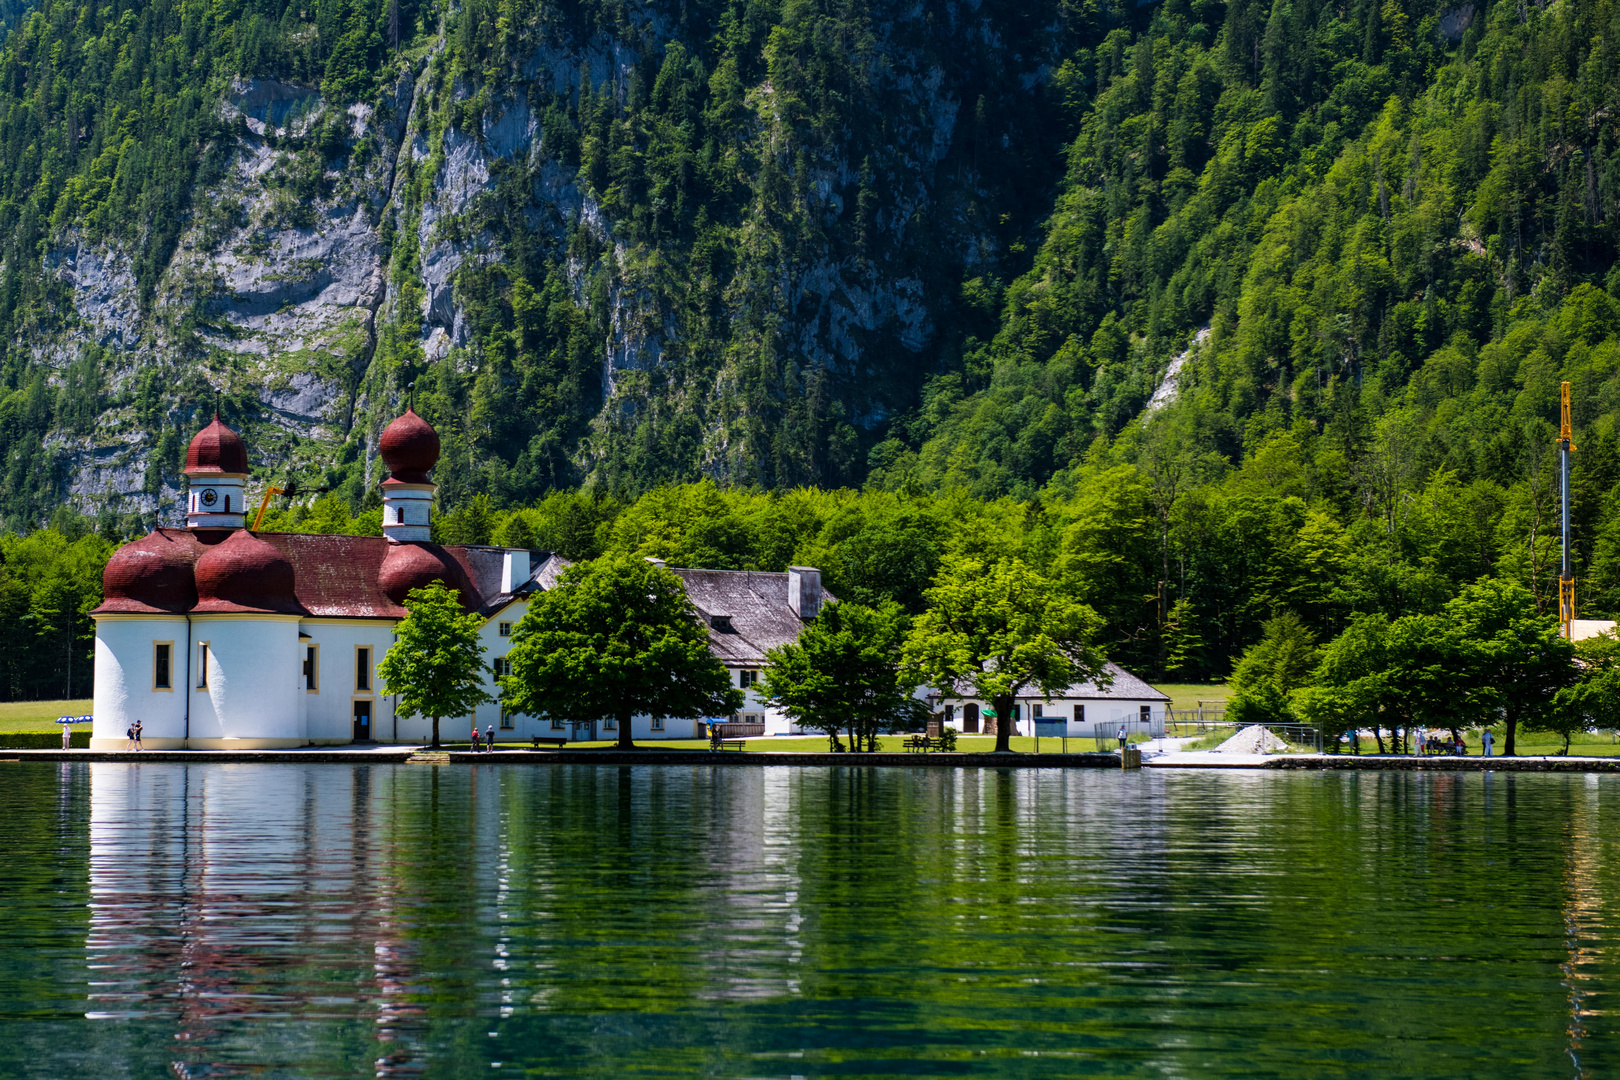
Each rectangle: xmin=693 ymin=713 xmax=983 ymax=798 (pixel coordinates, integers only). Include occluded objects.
xmin=12 ymin=763 xmax=1618 ymax=1077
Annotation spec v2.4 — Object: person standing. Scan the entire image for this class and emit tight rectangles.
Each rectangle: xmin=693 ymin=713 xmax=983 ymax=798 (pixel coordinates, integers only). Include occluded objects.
xmin=126 ymin=724 xmax=135 ymax=752
xmin=470 ymin=725 xmax=481 ymax=753
xmin=1117 ymin=725 xmax=1127 ymax=751
xmin=132 ymin=721 xmax=143 ymax=752
xmin=1416 ymin=729 xmax=1427 ymax=756
xmin=1482 ymin=729 xmax=1494 ymax=758
xmin=485 ymin=724 xmax=495 ymax=752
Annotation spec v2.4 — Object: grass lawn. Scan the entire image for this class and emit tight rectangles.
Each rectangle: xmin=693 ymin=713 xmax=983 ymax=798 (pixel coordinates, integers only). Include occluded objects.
xmin=483 ymin=734 xmax=1113 ymax=754
xmin=1155 ymin=683 xmax=1230 ymax=711
xmin=0 ymin=699 xmax=92 ymax=734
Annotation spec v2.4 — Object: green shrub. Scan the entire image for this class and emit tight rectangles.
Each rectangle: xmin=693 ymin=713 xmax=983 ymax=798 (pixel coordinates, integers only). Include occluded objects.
xmin=0 ymin=731 xmax=90 ymax=749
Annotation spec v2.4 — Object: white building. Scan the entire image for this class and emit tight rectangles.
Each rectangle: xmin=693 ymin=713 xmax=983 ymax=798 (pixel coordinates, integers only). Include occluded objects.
xmin=674 ymin=565 xmax=831 ymax=737
xmin=89 ymin=409 xmax=826 ymax=749
xmin=930 ymin=663 xmax=1170 ymax=739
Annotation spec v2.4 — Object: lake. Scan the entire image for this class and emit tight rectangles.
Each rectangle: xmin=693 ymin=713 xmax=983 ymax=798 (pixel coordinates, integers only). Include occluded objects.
xmin=0 ymin=761 xmax=1614 ymax=1077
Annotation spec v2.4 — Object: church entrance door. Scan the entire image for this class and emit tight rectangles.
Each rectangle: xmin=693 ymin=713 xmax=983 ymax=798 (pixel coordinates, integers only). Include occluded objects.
xmin=353 ymin=700 xmax=372 ymax=742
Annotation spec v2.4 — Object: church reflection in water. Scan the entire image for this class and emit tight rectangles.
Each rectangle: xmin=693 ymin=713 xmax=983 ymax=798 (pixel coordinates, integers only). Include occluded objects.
xmin=85 ymin=763 xmax=428 ymax=1078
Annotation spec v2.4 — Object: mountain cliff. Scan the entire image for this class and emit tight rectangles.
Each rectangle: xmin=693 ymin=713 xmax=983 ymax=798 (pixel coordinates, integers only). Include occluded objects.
xmin=0 ymin=0 xmax=1085 ymax=524
xmin=0 ymin=0 xmax=1615 ymax=535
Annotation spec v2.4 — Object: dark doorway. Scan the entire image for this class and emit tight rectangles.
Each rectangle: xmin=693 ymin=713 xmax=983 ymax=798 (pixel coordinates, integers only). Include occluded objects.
xmin=964 ymin=703 xmax=979 ymax=733
xmin=353 ymin=700 xmax=372 ymax=742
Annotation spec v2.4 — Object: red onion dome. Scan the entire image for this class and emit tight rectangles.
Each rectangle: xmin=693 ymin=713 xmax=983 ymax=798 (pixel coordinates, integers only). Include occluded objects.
xmin=185 ymin=414 xmax=250 ymax=476
xmin=379 ymin=408 xmax=440 ymax=485
xmin=193 ymin=530 xmax=304 ymax=615
xmin=379 ymin=541 xmax=475 ymax=607
xmin=96 ymin=531 xmax=199 ymax=614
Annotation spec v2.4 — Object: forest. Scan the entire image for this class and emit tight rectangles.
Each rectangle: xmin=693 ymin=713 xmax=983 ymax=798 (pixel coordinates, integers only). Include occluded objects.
xmin=0 ymin=0 xmax=1613 ymax=710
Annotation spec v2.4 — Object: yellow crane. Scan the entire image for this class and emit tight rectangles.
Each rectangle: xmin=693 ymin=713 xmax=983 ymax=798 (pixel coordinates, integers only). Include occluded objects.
xmin=251 ymin=481 xmax=326 ymax=531
xmin=1559 ymin=381 xmax=1577 ymax=640
xmin=251 ymin=486 xmax=286 ymax=531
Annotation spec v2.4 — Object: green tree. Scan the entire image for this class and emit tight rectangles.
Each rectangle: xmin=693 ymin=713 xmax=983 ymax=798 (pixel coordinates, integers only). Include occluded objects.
xmin=1445 ymin=578 xmax=1575 ymax=756
xmin=1228 ymin=611 xmax=1319 ymax=726
xmin=1545 ymin=633 xmax=1620 ymax=755
xmin=500 ymin=554 xmax=743 ymax=749
xmin=377 ymin=581 xmax=493 ymax=748
xmin=902 ymin=557 xmax=1106 ymax=754
xmin=759 ymin=601 xmax=916 ymax=753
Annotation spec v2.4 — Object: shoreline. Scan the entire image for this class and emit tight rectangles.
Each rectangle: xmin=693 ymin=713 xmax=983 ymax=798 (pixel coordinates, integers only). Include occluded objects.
xmin=4 ymin=746 xmax=1620 ymax=771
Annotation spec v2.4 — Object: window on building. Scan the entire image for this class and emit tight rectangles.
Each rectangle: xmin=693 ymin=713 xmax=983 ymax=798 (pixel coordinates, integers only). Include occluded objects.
xmin=551 ymin=716 xmax=566 ymax=730
xmin=153 ymin=642 xmax=173 ymax=690
xmin=196 ymin=642 xmax=209 ymax=689
xmin=1076 ymin=703 xmax=1085 ymax=724
xmin=303 ymin=645 xmax=319 ymax=691
xmin=651 ymin=717 xmax=665 ymax=731
xmin=1032 ymin=704 xmax=1043 ymax=718
xmin=738 ymin=669 xmax=758 ymax=688
xmin=944 ymin=704 xmax=954 ymax=722
xmin=604 ymin=717 xmax=617 ymax=730
xmin=498 ymin=622 xmax=513 ymax=637
xmin=499 ymin=708 xmax=515 ymax=730
xmin=493 ymin=657 xmax=511 ymax=678
xmin=1140 ymin=705 xmax=1151 ymax=724
xmin=356 ymin=647 xmax=371 ymax=692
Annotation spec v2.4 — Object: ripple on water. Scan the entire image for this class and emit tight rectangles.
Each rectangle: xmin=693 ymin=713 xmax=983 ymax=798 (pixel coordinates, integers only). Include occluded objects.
xmin=0 ymin=763 xmax=1614 ymax=1078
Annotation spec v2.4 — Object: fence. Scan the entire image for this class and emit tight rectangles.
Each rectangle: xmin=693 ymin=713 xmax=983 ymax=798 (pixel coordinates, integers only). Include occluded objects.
xmin=1160 ymin=714 xmax=1323 ymax=753
xmin=1165 ymin=701 xmax=1229 ymax=733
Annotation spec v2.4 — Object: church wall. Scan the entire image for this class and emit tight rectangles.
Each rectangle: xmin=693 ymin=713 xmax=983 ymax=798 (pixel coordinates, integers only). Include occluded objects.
xmin=90 ymin=615 xmax=190 ymax=750
xmin=186 ymin=615 xmax=305 ymax=749
xmin=299 ymin=619 xmax=398 ymax=743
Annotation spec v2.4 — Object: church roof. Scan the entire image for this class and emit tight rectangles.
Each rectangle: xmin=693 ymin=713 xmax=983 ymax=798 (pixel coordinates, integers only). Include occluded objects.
xmin=92 ymin=528 xmax=547 ymax=619
xmin=184 ymin=415 xmax=250 ymax=476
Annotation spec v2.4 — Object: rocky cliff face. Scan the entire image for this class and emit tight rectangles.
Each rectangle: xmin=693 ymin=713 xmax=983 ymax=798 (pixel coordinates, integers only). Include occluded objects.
xmin=25 ymin=0 xmax=1075 ymax=523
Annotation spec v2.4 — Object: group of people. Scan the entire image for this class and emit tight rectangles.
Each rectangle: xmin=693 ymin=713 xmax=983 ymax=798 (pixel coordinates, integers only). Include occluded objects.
xmin=469 ymin=724 xmax=497 ymax=752
xmin=1340 ymin=728 xmax=1496 ymax=756
xmin=1415 ymin=729 xmax=1464 ymax=756
xmin=124 ymin=721 xmax=143 ymax=751
xmin=1415 ymin=728 xmax=1494 ymax=756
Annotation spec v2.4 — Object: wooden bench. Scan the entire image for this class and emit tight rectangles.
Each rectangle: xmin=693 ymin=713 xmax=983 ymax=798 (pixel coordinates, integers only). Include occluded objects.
xmin=707 ymin=727 xmax=748 ymax=751
xmin=531 ymin=736 xmax=569 ymax=749
xmin=905 ymin=735 xmax=940 ymax=753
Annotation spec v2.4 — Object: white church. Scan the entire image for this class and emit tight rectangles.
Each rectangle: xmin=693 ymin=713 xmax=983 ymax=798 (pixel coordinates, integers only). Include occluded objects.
xmin=89 ymin=409 xmax=824 ymax=749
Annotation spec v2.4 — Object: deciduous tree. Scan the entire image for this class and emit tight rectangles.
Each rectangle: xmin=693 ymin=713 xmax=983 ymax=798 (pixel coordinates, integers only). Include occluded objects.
xmin=902 ymin=557 xmax=1106 ymax=753
xmin=759 ymin=601 xmax=916 ymax=752
xmin=377 ymin=581 xmax=493 ymax=748
xmin=500 ymin=554 xmax=742 ymax=749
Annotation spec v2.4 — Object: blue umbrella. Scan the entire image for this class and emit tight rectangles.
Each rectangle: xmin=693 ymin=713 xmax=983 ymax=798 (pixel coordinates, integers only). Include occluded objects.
xmin=56 ymin=715 xmax=92 ymax=724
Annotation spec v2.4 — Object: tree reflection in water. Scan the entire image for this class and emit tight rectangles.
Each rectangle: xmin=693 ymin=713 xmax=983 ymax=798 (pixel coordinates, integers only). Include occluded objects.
xmin=0 ymin=763 xmax=1609 ymax=1077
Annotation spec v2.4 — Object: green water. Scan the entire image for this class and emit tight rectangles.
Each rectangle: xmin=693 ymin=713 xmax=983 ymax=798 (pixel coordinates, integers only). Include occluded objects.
xmin=0 ymin=762 xmax=1614 ymax=1077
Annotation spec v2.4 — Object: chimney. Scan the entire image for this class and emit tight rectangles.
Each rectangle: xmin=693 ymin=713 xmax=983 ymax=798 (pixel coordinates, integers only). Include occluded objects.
xmin=788 ymin=567 xmax=821 ymax=620
xmin=501 ymin=549 xmax=531 ymax=594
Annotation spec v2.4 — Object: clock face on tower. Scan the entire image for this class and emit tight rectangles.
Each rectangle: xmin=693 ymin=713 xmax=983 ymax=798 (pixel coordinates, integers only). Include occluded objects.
xmin=201 ymin=489 xmax=218 ymax=507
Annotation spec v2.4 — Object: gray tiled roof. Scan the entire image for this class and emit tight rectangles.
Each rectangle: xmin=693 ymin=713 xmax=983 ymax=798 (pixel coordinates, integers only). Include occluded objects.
xmin=671 ymin=568 xmax=833 ymax=665
xmin=1060 ymin=662 xmax=1170 ymax=701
